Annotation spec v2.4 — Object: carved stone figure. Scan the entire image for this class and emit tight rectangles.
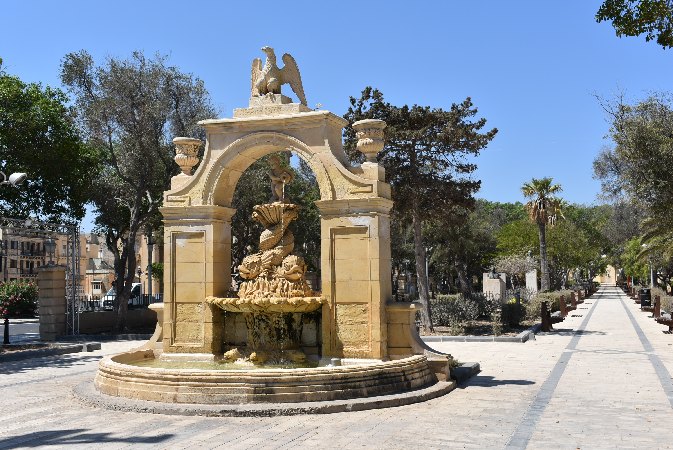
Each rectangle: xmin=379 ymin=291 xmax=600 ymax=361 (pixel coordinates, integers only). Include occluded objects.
xmin=268 ymin=154 xmax=294 ymax=202
xmin=236 ymin=202 xmax=313 ymax=300
xmin=251 ymin=46 xmax=307 ymax=106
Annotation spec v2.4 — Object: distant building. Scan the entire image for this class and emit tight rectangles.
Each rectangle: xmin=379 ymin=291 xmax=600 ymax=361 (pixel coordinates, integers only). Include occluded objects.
xmin=0 ymin=224 xmax=161 ymax=300
xmin=82 ymin=233 xmax=116 ymax=301
xmin=0 ymin=231 xmax=49 ymax=282
xmin=594 ymin=265 xmax=618 ymax=286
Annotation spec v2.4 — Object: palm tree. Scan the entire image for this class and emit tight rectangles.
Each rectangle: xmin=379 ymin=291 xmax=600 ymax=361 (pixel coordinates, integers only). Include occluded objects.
xmin=521 ymin=177 xmax=563 ymax=292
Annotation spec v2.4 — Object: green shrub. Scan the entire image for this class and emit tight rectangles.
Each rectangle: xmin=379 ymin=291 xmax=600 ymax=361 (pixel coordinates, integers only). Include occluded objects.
xmin=501 ymin=298 xmax=525 ymax=326
xmin=431 ymin=294 xmax=479 ymax=328
xmin=527 ymin=290 xmax=573 ymax=321
xmin=0 ymin=280 xmax=38 ymax=318
xmin=652 ymin=287 xmax=673 ymax=312
xmin=473 ymin=292 xmax=500 ymax=317
xmin=490 ymin=309 xmax=503 ymax=336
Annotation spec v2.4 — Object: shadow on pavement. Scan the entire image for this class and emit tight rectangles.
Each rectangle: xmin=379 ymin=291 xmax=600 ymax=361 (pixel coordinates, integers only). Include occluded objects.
xmin=537 ymin=329 xmax=606 ymax=337
xmin=0 ymin=353 xmax=101 ymax=376
xmin=0 ymin=428 xmax=174 ymax=448
xmin=459 ymin=375 xmax=535 ymax=388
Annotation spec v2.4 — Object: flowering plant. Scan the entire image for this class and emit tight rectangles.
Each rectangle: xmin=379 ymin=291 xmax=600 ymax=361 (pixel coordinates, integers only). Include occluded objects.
xmin=0 ymin=281 xmax=38 ymax=318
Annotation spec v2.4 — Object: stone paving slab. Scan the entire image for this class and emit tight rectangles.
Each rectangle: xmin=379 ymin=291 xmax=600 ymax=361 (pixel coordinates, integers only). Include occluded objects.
xmin=1 ymin=286 xmax=673 ymax=448
xmin=0 ymin=342 xmax=101 ymax=362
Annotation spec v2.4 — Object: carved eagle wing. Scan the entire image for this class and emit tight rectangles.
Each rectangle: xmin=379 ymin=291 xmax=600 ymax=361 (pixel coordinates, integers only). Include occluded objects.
xmin=280 ymin=53 xmax=307 ymax=106
xmin=251 ymin=58 xmax=262 ymax=96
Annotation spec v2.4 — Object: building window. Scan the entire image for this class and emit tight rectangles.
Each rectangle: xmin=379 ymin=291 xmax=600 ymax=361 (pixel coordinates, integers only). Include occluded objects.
xmin=9 ymin=259 xmax=17 ymax=269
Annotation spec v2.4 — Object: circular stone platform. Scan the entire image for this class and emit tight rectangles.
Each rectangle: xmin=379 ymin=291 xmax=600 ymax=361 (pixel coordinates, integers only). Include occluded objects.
xmin=75 ymin=377 xmax=455 ymax=417
xmin=93 ymin=350 xmax=442 ymax=405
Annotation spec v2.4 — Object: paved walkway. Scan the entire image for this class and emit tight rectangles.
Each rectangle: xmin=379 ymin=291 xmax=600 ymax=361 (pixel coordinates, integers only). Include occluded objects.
xmin=1 ymin=286 xmax=673 ymax=449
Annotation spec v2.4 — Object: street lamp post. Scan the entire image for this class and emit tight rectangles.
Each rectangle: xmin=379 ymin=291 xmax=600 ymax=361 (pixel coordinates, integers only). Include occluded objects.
xmin=44 ymin=237 xmax=56 ymax=266
xmin=0 ymin=171 xmax=27 ymax=187
xmin=1 ymin=170 xmax=27 ymax=345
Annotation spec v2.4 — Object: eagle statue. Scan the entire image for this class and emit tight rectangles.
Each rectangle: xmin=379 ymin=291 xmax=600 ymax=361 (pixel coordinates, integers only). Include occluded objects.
xmin=251 ymin=46 xmax=307 ymax=106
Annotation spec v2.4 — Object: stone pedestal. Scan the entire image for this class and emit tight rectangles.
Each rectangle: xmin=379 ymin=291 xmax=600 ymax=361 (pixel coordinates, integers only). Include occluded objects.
xmin=37 ymin=265 xmax=66 ymax=341
xmin=483 ymin=273 xmax=506 ymax=301
xmin=525 ymin=269 xmax=538 ymax=293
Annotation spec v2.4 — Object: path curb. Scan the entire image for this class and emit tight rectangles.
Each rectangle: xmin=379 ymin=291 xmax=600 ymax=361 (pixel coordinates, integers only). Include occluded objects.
xmin=0 ymin=342 xmax=101 ymax=363
xmin=451 ymin=362 xmax=481 ymax=383
xmin=423 ymin=328 xmax=535 ymax=343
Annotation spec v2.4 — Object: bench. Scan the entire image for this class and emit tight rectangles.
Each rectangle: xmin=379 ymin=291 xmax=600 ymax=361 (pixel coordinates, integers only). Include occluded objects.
xmin=540 ymin=300 xmax=564 ymax=332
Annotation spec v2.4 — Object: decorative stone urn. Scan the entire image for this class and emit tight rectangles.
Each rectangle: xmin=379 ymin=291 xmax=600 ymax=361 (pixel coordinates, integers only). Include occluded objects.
xmin=352 ymin=119 xmax=386 ymax=163
xmin=173 ymin=137 xmax=202 ymax=176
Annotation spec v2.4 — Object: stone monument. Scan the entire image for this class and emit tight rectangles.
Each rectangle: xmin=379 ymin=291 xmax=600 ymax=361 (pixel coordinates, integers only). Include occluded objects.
xmin=483 ymin=267 xmax=506 ymax=301
xmin=524 ymin=251 xmax=538 ymax=293
xmin=93 ymin=47 xmax=451 ymax=405
xmin=525 ymin=269 xmax=538 ymax=293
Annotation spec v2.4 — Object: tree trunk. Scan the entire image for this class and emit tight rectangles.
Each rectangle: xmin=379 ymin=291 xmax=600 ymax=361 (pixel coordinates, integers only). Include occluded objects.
xmin=538 ymin=222 xmax=550 ymax=292
xmin=454 ymin=256 xmax=473 ymax=296
xmin=412 ymin=212 xmax=433 ymax=333
xmin=113 ymin=232 xmax=139 ymax=333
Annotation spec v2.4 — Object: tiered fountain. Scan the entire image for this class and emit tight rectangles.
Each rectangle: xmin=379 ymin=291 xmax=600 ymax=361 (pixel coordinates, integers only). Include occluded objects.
xmin=91 ymin=47 xmax=453 ymax=410
xmin=207 ymin=155 xmax=324 ymax=366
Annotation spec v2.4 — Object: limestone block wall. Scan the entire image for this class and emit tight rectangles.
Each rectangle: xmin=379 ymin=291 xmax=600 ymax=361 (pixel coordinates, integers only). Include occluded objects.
xmin=317 ymin=198 xmax=393 ymax=360
xmin=160 ymin=205 xmax=232 ymax=353
xmin=386 ymin=302 xmax=418 ymax=358
xmin=37 ymin=266 xmax=66 ymax=341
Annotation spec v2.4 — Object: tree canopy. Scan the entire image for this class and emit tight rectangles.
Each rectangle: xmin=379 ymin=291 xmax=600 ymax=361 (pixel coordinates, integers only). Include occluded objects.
xmin=0 ymin=57 xmax=98 ymax=222
xmin=593 ymin=93 xmax=673 ymax=289
xmin=344 ymin=87 xmax=497 ymax=331
xmin=61 ymin=50 xmax=216 ymax=330
xmin=596 ymin=0 xmax=673 ymax=48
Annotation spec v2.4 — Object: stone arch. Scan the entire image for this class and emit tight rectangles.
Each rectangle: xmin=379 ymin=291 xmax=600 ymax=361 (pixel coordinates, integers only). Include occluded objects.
xmin=201 ymin=132 xmax=335 ymax=207
xmin=161 ymin=110 xmax=429 ymax=363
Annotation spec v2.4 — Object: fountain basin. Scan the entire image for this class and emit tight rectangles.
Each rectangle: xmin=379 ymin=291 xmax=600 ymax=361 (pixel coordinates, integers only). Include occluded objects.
xmin=206 ymin=296 xmax=324 ymax=313
xmin=94 ymin=350 xmax=438 ymax=404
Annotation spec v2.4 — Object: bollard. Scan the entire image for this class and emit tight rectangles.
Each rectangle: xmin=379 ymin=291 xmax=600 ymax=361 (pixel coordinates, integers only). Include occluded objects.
xmin=559 ymin=295 xmax=568 ymax=318
xmin=541 ymin=301 xmax=552 ymax=332
xmin=3 ymin=317 xmax=9 ymax=345
xmin=654 ymin=295 xmax=661 ymax=319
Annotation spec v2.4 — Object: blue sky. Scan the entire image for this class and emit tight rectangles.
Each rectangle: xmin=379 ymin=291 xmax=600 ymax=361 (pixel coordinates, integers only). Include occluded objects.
xmin=3 ymin=1 xmax=673 ymax=229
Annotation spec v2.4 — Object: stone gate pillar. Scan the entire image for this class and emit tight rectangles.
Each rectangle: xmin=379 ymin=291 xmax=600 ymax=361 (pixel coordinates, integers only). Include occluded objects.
xmin=37 ymin=265 xmax=66 ymax=341
xmin=316 ymin=198 xmax=393 ymax=360
xmin=160 ymin=205 xmax=234 ymax=354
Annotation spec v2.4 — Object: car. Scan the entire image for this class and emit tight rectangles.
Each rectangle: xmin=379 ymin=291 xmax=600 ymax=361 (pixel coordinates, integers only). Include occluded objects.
xmin=102 ymin=283 xmax=142 ymax=310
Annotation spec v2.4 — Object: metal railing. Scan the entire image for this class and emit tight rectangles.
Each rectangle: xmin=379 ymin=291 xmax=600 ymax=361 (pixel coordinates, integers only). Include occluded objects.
xmin=78 ymin=293 xmax=163 ymax=312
